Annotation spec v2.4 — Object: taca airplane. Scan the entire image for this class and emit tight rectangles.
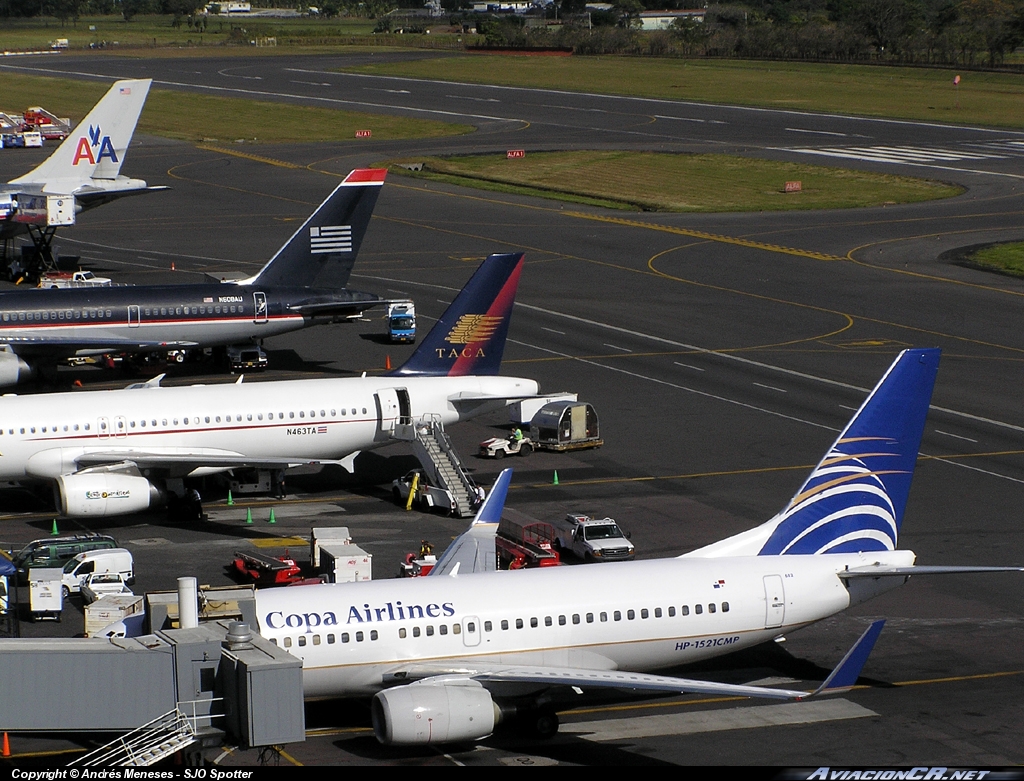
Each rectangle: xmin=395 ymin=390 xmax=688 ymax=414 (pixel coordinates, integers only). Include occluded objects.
xmin=0 ymin=168 xmax=386 ymax=387
xmin=1 ymin=79 xmax=161 ymax=244
xmin=0 ymin=252 xmax=537 ymax=517
xmin=252 ymin=348 xmax=1022 ymax=745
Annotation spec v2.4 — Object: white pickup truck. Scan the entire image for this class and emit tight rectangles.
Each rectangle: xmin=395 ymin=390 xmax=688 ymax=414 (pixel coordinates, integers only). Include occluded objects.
xmin=552 ymin=514 xmax=634 ymax=563
xmin=39 ymin=270 xmax=112 ymax=288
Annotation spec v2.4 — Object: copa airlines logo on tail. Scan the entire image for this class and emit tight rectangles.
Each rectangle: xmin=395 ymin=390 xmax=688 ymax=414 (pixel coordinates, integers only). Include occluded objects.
xmin=435 ymin=314 xmax=503 ymax=359
xmin=72 ymin=124 xmax=119 ymax=167
xmin=758 ymin=436 xmax=905 ymax=556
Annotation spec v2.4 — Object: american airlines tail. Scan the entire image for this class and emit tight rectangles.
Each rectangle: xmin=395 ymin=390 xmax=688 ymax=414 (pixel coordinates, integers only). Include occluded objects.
xmin=390 ymin=252 xmax=524 ymax=377
xmin=687 ymin=348 xmax=941 ymax=558
xmin=9 ymin=79 xmax=152 ymax=189
xmin=249 ymin=169 xmax=386 ymax=289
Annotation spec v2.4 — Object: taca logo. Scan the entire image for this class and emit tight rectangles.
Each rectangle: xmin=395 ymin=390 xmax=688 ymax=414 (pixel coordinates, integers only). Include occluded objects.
xmin=71 ymin=124 xmax=118 ymax=167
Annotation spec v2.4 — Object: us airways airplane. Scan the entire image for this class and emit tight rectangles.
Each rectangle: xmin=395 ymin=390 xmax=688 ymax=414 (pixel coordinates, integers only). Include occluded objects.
xmin=0 ymin=252 xmax=537 ymax=517
xmin=252 ymin=348 xmax=1022 ymax=746
xmin=1 ymin=79 xmax=161 ymax=243
xmin=0 ymin=168 xmax=385 ymax=387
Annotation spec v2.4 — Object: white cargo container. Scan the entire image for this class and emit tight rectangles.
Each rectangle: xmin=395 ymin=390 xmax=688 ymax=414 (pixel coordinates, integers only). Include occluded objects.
xmin=28 ymin=567 xmax=63 ymax=620
xmin=508 ymin=392 xmax=577 ymax=425
xmin=310 ymin=526 xmax=351 ymax=569
xmin=320 ymin=543 xmax=371 ymax=583
xmin=12 ymin=193 xmax=76 ymax=226
xmin=85 ymin=594 xmax=144 ymax=637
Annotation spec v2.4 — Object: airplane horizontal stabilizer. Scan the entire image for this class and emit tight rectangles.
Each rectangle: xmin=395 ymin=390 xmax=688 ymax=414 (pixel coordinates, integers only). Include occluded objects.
xmin=837 ymin=565 xmax=1024 ymax=578
xmin=809 ymin=619 xmax=884 ymax=695
xmin=391 ymin=253 xmax=524 ymax=378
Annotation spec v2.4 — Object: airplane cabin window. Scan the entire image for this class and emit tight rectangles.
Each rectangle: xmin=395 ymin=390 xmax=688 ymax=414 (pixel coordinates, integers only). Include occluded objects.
xmin=544 ymin=616 xmax=552 ymax=627
xmin=586 ymin=613 xmax=594 ymax=623
xmin=341 ymin=633 xmax=350 ymax=643
xmin=572 ymin=614 xmax=580 ymax=624
xmin=516 ymin=618 xmax=523 ymax=629
xmin=558 ymin=615 xmax=566 ymax=626
xmin=370 ymin=630 xmax=378 ymax=641
xmin=312 ymin=635 xmax=321 ymax=645
xmin=708 ymin=603 xmax=716 ymax=613
xmin=452 ymin=624 xmax=461 ymax=635
xmin=298 ymin=636 xmax=306 ymax=647
xmin=600 ymin=612 xmax=608 ymax=622
xmin=668 ymin=607 xmax=675 ymax=617
xmin=327 ymin=634 xmax=335 ymax=644
xmin=426 ymin=626 xmax=434 ymax=636
xmin=695 ymin=604 xmax=703 ymax=615
xmin=654 ymin=608 xmax=662 ymax=618
xmin=722 ymin=602 xmax=730 ymax=612
xmin=627 ymin=610 xmax=635 ymax=620
xmin=269 ymin=638 xmax=277 ymax=646
xmin=412 ymin=627 xmax=420 ymax=637
xmin=641 ymin=609 xmax=649 ymax=619
xmin=530 ymin=617 xmax=538 ymax=628
xmin=484 ymin=621 xmax=492 ymax=632
xmin=439 ymin=625 xmax=448 ymax=635
xmin=399 ymin=628 xmax=406 ymax=639
xmin=283 ymin=637 xmax=292 ymax=648
xmin=614 ymin=611 xmax=621 ymax=621
xmin=681 ymin=605 xmax=689 ymax=616
xmin=501 ymin=620 xmax=508 ymax=630
xmin=356 ymin=632 xmax=364 ymax=642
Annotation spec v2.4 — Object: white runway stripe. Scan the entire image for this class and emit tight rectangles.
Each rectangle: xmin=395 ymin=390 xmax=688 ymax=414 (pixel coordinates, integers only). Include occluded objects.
xmin=786 ymin=145 xmax=1005 ymax=164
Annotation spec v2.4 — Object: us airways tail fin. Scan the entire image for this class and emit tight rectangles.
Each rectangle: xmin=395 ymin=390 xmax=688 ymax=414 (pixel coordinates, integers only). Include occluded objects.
xmin=10 ymin=79 xmax=151 ymax=188
xmin=249 ymin=168 xmax=386 ymax=289
xmin=687 ymin=348 xmax=940 ymax=558
xmin=390 ymin=253 xmax=524 ymax=377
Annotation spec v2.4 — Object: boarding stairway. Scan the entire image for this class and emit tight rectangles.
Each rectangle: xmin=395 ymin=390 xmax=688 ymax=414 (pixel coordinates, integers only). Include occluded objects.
xmin=395 ymin=414 xmax=480 ymax=518
xmin=69 ymin=700 xmax=222 ymax=767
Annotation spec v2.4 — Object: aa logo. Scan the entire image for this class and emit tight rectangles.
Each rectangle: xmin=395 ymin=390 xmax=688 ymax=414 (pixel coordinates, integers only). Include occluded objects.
xmin=445 ymin=314 xmax=502 ymax=345
xmin=71 ymin=124 xmax=119 ymax=166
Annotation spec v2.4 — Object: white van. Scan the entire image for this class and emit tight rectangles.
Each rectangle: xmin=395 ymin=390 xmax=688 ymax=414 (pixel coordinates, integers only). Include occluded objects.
xmin=61 ymin=548 xmax=134 ymax=598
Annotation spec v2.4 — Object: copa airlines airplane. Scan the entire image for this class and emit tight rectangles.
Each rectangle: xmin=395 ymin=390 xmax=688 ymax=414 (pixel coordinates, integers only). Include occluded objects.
xmin=252 ymin=348 xmax=1022 ymax=745
xmin=0 ymin=252 xmax=537 ymax=517
xmin=0 ymin=168 xmax=386 ymax=387
xmin=1 ymin=78 xmax=161 ymax=242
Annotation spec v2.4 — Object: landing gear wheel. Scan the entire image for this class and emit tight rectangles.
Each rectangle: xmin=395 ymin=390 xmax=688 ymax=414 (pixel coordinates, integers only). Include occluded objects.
xmin=518 ymin=709 xmax=559 ymax=739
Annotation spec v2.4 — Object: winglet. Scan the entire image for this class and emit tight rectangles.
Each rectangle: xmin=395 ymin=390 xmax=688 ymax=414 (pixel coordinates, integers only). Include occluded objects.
xmin=807 ymin=620 xmax=885 ymax=697
xmin=472 ymin=468 xmax=512 ymax=526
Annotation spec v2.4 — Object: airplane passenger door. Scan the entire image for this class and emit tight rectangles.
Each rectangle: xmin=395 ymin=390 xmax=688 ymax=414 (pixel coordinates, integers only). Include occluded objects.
xmin=253 ymin=292 xmax=268 ymax=324
xmin=373 ymin=389 xmax=401 ymax=442
xmin=127 ymin=305 xmax=140 ymax=328
xmin=462 ymin=616 xmax=482 ymax=647
xmin=763 ymin=575 xmax=785 ymax=629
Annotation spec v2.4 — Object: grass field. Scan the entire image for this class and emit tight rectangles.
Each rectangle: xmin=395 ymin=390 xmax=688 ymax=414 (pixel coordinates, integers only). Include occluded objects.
xmin=969 ymin=243 xmax=1024 ymax=277
xmin=1 ymin=73 xmax=471 ymax=143
xmin=382 ymin=152 xmax=963 ymax=212
xmin=0 ymin=14 xmax=379 ymax=50
xmin=344 ymin=56 xmax=1024 ymax=130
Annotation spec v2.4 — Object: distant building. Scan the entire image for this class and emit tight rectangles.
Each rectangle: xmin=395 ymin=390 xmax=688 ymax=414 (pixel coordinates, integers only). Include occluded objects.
xmin=639 ymin=9 xmax=705 ymax=30
xmin=469 ymin=1 xmax=535 ymax=12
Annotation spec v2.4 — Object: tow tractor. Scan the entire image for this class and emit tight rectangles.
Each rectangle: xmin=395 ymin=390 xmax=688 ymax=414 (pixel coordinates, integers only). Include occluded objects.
xmin=479 ymin=432 xmax=533 ymax=459
xmin=232 ymin=550 xmax=304 ymax=586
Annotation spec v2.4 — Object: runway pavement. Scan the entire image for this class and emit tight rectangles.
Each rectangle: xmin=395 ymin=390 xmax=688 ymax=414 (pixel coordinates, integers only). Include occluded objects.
xmin=0 ymin=52 xmax=1022 ymax=767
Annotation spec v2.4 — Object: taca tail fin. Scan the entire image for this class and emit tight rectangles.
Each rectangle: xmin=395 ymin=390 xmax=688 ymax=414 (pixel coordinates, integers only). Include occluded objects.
xmin=249 ymin=168 xmax=385 ymax=289
xmin=10 ymin=79 xmax=152 ymax=188
xmin=390 ymin=253 xmax=524 ymax=377
xmin=687 ymin=348 xmax=940 ymax=558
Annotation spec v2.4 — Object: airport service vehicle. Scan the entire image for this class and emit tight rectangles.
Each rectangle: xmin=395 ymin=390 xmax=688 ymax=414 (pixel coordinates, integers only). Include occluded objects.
xmin=227 ymin=344 xmax=268 ymax=373
xmin=38 ymin=270 xmax=111 ymax=289
xmin=233 ymin=550 xmax=303 ymax=587
xmin=0 ymin=168 xmax=386 ymax=387
xmin=479 ymin=433 xmax=533 ymax=458
xmin=61 ymin=548 xmax=134 ymax=598
xmin=495 ymin=511 xmax=560 ymax=569
xmin=80 ymin=571 xmax=133 ymax=604
xmin=0 ymin=80 xmax=160 ymax=252
xmin=0 ymin=253 xmax=537 ymax=520
xmin=252 ymin=349 xmax=1023 ymax=746
xmin=552 ymin=513 xmax=634 ymax=562
xmin=28 ymin=568 xmax=63 ymax=621
xmin=392 ymin=470 xmax=458 ymax=516
xmin=386 ymin=301 xmax=416 ymax=343
xmin=1 ymin=132 xmax=43 ymax=149
xmin=10 ymin=533 xmax=117 ymax=583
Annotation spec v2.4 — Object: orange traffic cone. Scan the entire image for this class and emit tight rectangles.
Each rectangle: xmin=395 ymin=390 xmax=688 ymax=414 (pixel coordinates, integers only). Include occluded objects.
xmin=170 ymin=261 xmax=176 ymax=271
xmin=385 ymin=355 xmax=392 ymax=371
xmin=3 ymin=731 xmax=10 ymax=758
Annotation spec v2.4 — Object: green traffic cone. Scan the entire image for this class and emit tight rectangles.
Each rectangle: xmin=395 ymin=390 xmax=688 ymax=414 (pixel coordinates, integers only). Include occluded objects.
xmin=51 ymin=519 xmax=59 ymax=535
xmin=553 ymin=470 xmax=559 ymax=486
xmin=245 ymin=508 xmax=253 ymax=525
xmin=227 ymin=490 xmax=234 ymax=506
xmin=268 ymin=508 xmax=277 ymax=525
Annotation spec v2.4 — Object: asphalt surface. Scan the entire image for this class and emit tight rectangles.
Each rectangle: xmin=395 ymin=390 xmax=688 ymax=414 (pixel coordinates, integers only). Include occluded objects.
xmin=0 ymin=51 xmax=1023 ymax=768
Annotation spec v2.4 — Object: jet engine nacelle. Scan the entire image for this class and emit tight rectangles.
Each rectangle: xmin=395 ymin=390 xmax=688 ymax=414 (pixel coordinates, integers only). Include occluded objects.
xmin=371 ymin=681 xmax=498 ymax=745
xmin=0 ymin=348 xmax=34 ymax=388
xmin=55 ymin=472 xmax=165 ymax=517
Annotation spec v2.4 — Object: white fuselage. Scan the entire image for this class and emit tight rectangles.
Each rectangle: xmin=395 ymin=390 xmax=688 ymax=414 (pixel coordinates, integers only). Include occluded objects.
xmin=254 ymin=550 xmax=915 ymax=698
xmin=0 ymin=374 xmax=539 ymax=480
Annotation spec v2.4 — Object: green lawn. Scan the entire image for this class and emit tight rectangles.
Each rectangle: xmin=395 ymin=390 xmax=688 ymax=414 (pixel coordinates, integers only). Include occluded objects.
xmin=383 ymin=152 xmax=963 ymax=212
xmin=1 ymin=74 xmax=471 ymax=144
xmin=969 ymin=243 xmax=1024 ymax=277
xmin=344 ymin=56 xmax=1024 ymax=130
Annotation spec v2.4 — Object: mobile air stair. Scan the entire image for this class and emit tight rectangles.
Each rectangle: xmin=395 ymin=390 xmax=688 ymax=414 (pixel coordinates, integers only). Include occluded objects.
xmin=394 ymin=414 xmax=481 ymax=518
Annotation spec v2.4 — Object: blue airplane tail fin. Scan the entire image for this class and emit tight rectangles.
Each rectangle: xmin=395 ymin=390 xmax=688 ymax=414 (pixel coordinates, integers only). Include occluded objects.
xmin=251 ymin=168 xmax=385 ymax=289
xmin=390 ymin=253 xmax=524 ymax=377
xmin=758 ymin=348 xmax=940 ymax=555
xmin=685 ymin=348 xmax=940 ymax=558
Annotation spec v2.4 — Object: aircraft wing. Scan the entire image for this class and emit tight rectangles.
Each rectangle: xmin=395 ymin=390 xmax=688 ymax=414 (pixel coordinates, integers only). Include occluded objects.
xmin=386 ymin=620 xmax=884 ymax=701
xmin=3 ymin=335 xmax=197 ymax=357
xmin=73 ymin=449 xmax=336 ymax=476
xmin=286 ymin=299 xmax=383 ymax=317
